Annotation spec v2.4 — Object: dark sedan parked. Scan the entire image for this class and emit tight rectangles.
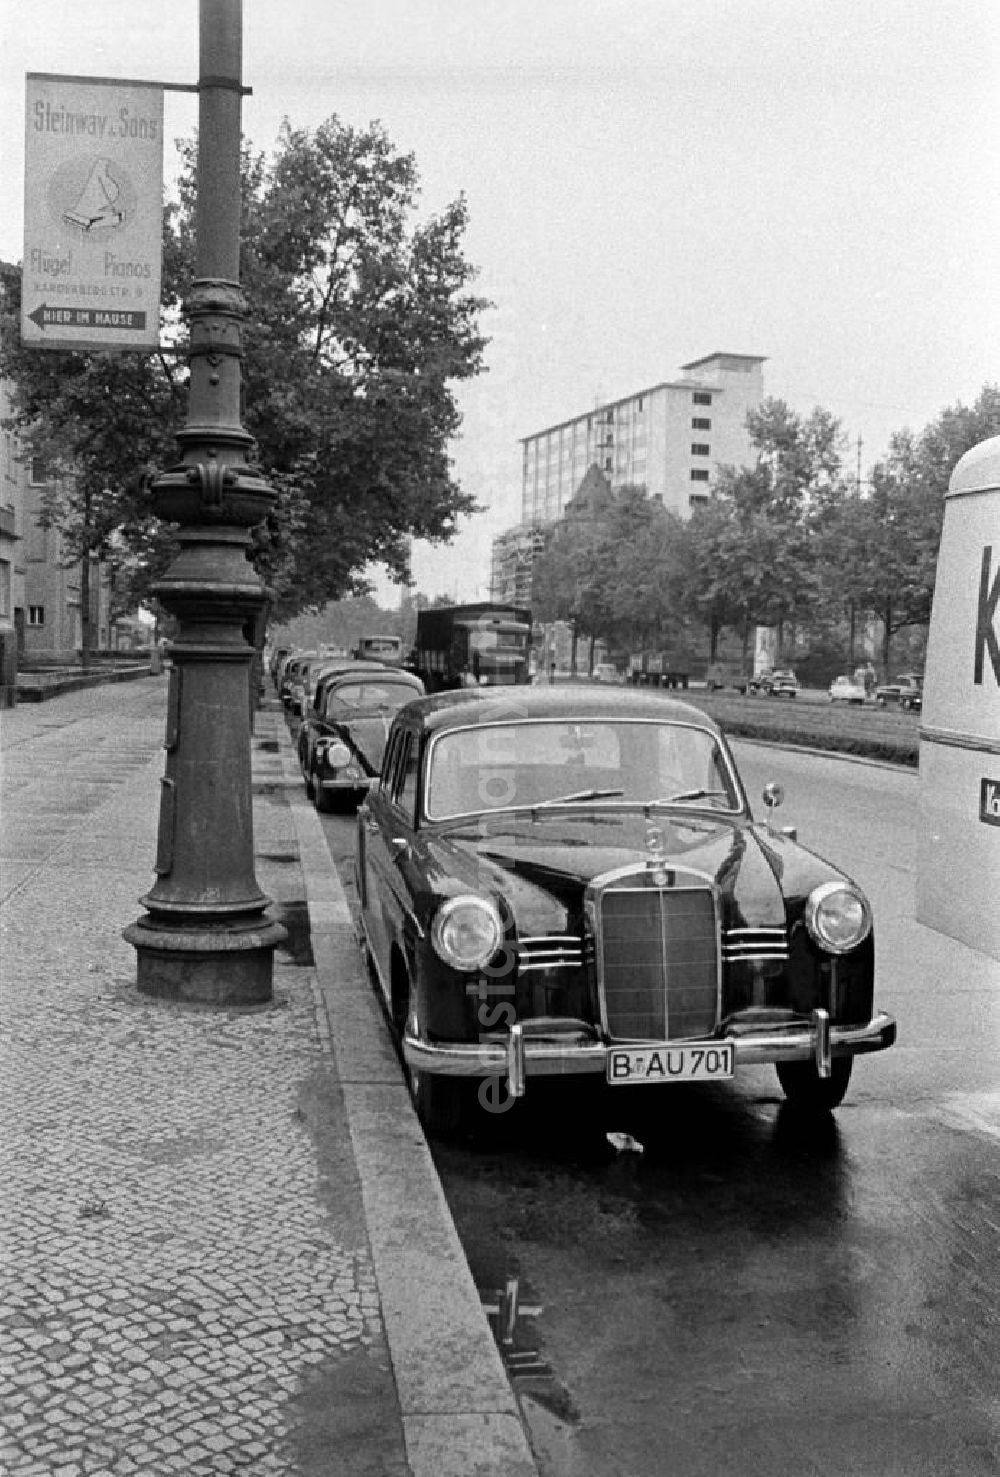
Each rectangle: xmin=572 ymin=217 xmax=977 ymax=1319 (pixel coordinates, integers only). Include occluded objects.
xmin=875 ymin=673 xmax=923 ymax=712
xmin=302 ymin=667 xmax=425 ymax=812
xmin=746 ymin=668 xmax=799 ymax=698
xmin=356 ymin=686 xmax=895 ymax=1135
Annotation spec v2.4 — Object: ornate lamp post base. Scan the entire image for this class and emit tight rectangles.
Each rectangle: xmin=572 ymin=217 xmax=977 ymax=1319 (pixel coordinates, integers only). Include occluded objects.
xmin=125 ymin=916 xmax=286 ymax=1006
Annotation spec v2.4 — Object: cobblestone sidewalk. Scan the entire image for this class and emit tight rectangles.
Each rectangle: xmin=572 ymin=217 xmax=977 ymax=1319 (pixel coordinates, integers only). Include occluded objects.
xmin=0 ymin=682 xmax=408 ymax=1476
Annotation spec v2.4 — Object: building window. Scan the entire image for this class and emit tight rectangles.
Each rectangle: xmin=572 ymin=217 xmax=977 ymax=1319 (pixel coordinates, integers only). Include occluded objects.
xmin=693 ymin=392 xmax=712 ymax=406
xmin=29 ymin=456 xmax=49 ymax=485
xmin=688 ymin=493 xmax=709 ymax=508
xmin=28 ymin=604 xmax=45 ymax=625
xmin=691 ymin=443 xmax=710 ymax=456
xmin=690 ymin=469 xmax=710 ymax=482
xmin=0 ymin=559 xmax=9 ymax=617
xmin=692 ymin=417 xmax=711 ymax=430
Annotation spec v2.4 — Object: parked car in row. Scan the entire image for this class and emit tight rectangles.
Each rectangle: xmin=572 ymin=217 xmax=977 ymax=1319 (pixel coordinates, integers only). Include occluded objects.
xmin=355 ymin=684 xmax=895 ymax=1137
xmin=279 ymin=651 xmax=317 ymax=713
xmin=829 ymin=674 xmax=867 ymax=705
xmin=299 ymin=664 xmax=425 ymax=811
xmin=876 ymin=673 xmax=923 ymax=712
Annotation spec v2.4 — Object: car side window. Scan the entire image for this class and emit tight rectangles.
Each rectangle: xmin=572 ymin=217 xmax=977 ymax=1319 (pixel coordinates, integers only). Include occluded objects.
xmin=381 ymin=731 xmax=402 ymax=790
xmin=397 ymin=733 xmax=419 ymax=822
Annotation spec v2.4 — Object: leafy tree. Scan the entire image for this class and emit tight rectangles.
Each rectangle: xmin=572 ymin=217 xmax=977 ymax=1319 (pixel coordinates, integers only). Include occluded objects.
xmin=0 ymin=114 xmax=490 ymax=641
xmin=690 ymin=400 xmax=848 ymax=661
xmin=530 ymin=475 xmax=609 ymax=670
xmin=532 ymin=470 xmax=692 ymax=667
xmin=823 ymin=384 xmax=1000 ymax=673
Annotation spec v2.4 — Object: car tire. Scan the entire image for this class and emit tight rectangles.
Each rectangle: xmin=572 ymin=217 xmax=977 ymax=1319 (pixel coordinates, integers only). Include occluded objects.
xmin=312 ymin=768 xmax=336 ymax=813
xmin=775 ymin=1056 xmax=853 ymax=1111
xmin=409 ymin=1068 xmax=475 ymax=1139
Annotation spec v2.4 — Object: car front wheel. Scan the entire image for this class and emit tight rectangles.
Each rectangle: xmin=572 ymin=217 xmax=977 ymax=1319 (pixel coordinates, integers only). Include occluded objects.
xmin=311 ymin=767 xmax=336 ymax=813
xmin=776 ymin=1056 xmax=853 ymax=1111
xmin=409 ymin=1068 xmax=476 ymax=1138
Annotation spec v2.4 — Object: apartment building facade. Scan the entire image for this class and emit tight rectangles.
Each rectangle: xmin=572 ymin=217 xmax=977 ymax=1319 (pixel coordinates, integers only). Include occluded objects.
xmin=519 ymin=351 xmax=765 ymax=527
xmin=1 ymin=380 xmax=113 ymax=697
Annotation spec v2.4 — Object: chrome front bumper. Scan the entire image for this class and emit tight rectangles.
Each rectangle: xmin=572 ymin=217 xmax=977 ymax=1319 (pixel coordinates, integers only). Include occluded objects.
xmin=402 ymin=1009 xmax=897 ymax=1098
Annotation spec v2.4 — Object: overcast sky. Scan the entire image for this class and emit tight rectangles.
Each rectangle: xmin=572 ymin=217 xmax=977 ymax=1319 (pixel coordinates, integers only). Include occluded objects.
xmin=2 ymin=0 xmax=998 ymax=603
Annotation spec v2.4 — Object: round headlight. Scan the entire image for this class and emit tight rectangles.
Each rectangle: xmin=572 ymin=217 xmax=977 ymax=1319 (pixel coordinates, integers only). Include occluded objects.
xmin=320 ymin=740 xmax=351 ymax=770
xmin=805 ymin=881 xmax=872 ymax=954
xmin=431 ymin=896 xmax=503 ymax=971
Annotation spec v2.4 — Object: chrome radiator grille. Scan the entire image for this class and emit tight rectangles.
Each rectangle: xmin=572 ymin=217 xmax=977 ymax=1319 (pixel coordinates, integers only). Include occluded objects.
xmin=597 ymin=883 xmax=719 ymax=1041
xmin=516 ymin=935 xmax=583 ymax=973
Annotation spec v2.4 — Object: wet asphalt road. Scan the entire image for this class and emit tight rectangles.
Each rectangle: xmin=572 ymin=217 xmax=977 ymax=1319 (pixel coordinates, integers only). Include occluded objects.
xmin=314 ymin=734 xmax=999 ymax=1477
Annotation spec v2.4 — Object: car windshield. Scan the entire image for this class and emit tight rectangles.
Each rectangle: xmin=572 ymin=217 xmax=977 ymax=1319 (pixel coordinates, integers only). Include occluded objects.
xmin=325 ymin=680 xmax=418 ymax=716
xmin=424 ymin=719 xmax=741 ymax=819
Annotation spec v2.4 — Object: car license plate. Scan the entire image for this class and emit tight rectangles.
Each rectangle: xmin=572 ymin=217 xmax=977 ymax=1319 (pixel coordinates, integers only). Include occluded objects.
xmin=607 ymin=1042 xmax=734 ymax=1085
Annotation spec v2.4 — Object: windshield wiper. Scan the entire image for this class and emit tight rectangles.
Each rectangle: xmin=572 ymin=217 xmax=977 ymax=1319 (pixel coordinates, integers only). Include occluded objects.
xmin=648 ymin=788 xmax=731 ymax=806
xmin=532 ymin=788 xmax=625 ymax=808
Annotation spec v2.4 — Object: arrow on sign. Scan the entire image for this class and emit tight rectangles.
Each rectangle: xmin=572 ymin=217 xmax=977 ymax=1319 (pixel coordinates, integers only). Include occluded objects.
xmin=28 ymin=303 xmax=147 ymax=332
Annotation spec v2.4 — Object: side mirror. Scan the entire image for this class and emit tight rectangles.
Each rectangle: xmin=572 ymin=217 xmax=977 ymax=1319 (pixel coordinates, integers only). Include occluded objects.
xmin=762 ymin=782 xmax=785 ymax=810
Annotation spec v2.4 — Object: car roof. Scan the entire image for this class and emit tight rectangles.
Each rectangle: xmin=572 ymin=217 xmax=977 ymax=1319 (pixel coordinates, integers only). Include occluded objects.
xmin=314 ymin=657 xmax=391 ymax=678
xmin=397 ymin=683 xmax=723 ymax=736
xmin=326 ymin=667 xmax=423 ymax=689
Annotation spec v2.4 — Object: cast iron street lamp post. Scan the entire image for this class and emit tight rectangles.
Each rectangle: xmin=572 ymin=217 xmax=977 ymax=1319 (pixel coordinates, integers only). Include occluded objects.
xmin=125 ymin=0 xmax=284 ymax=1003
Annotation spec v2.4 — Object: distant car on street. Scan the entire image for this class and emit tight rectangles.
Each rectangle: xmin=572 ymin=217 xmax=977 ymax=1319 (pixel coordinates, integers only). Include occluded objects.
xmin=876 ymin=673 xmax=923 ymax=712
xmin=829 ymin=675 xmax=867 ymax=705
xmin=592 ymin=663 xmax=621 ymax=683
xmin=745 ymin=669 xmax=799 ymax=698
xmin=353 ymin=633 xmax=405 ymax=666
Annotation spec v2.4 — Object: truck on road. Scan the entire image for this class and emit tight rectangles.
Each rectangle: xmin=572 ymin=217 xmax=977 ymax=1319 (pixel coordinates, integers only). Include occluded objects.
xmin=411 ymin=604 xmax=532 ymax=691
xmin=627 ymin=649 xmax=691 ymax=690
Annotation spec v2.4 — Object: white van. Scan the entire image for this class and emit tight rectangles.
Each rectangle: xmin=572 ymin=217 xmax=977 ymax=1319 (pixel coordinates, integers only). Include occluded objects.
xmin=916 ymin=435 xmax=1000 ymax=959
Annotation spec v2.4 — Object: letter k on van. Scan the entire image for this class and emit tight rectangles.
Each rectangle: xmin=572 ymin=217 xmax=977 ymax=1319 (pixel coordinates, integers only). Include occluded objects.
xmin=974 ymin=546 xmax=1000 ymax=686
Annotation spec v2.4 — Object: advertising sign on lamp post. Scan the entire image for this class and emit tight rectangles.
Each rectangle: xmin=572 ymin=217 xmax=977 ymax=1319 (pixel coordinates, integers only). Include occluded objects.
xmin=22 ymin=73 xmax=163 ymax=352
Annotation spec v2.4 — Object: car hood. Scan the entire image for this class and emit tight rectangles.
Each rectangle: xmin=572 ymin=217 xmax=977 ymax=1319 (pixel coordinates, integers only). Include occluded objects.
xmin=423 ymin=810 xmax=788 ymax=936
xmin=330 ymin=713 xmax=394 ymax=774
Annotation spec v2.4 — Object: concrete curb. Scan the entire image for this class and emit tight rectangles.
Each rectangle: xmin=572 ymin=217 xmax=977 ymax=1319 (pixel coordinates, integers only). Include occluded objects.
xmin=272 ymin=723 xmax=540 ymax=1477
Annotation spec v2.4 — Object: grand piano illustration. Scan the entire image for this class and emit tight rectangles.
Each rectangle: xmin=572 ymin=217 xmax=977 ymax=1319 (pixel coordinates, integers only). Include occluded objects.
xmin=63 ymin=158 xmax=128 ymax=232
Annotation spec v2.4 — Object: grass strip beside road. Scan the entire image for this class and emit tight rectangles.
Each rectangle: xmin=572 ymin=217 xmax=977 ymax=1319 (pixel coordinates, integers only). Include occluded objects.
xmin=678 ymin=691 xmax=920 ymax=767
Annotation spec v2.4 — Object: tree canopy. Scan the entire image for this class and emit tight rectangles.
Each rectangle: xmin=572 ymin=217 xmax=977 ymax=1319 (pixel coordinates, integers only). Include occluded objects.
xmin=529 ymin=388 xmax=1000 ymax=675
xmin=0 ymin=115 xmax=491 ymax=622
xmin=532 ymin=469 xmax=696 ymax=667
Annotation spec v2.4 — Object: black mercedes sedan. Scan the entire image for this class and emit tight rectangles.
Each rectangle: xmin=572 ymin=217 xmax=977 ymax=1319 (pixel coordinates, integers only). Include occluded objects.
xmin=356 ymin=686 xmax=895 ymax=1135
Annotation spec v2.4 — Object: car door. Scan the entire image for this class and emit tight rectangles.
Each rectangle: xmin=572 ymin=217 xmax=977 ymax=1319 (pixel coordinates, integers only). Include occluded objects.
xmin=359 ymin=725 xmax=420 ymax=997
